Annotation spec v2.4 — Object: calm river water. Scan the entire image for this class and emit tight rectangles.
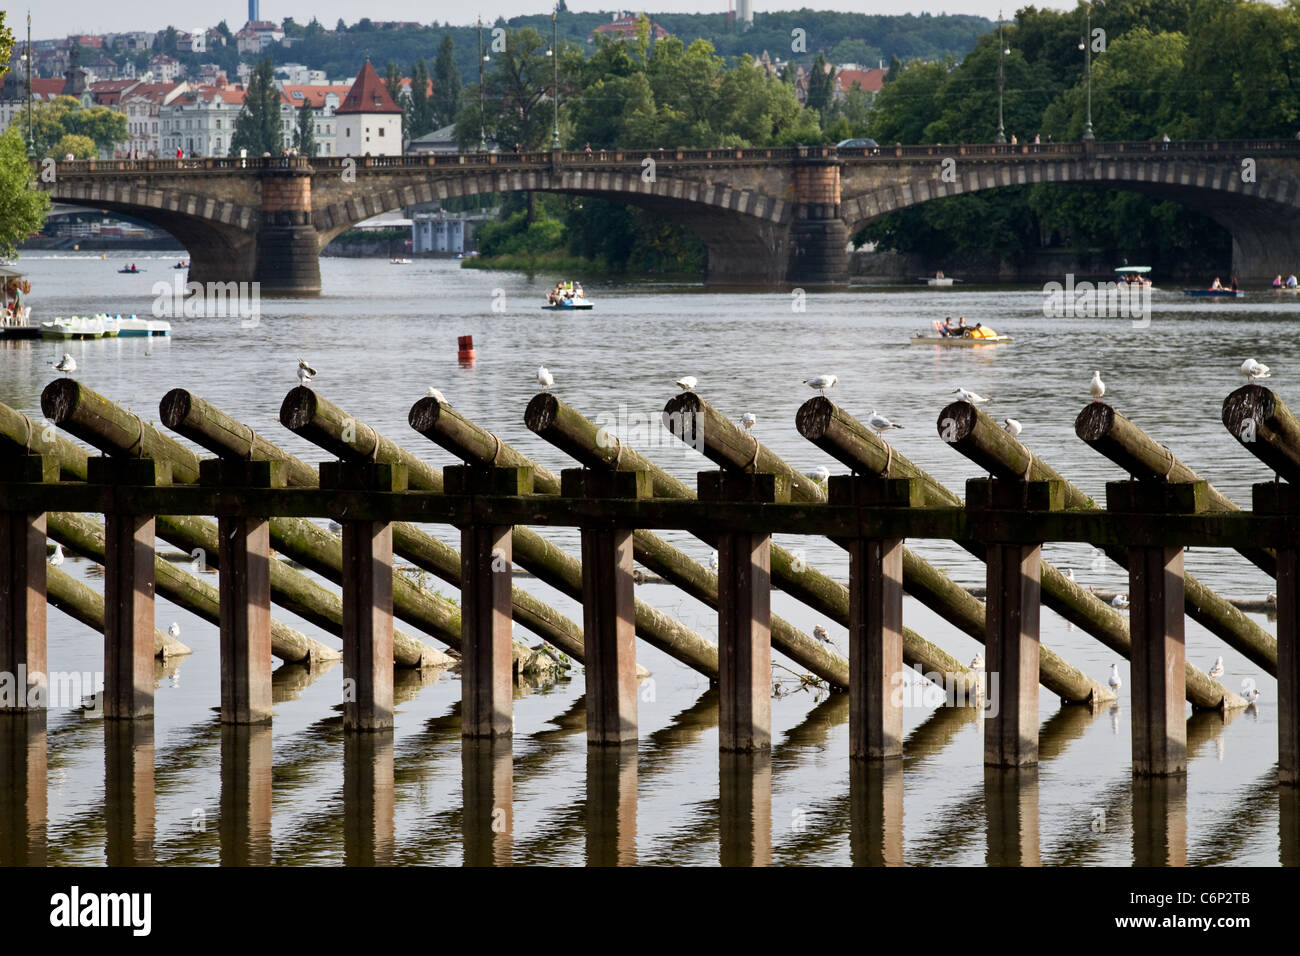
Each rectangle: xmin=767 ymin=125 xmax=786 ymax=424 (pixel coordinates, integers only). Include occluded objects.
xmin=2 ymin=253 xmax=1296 ymax=865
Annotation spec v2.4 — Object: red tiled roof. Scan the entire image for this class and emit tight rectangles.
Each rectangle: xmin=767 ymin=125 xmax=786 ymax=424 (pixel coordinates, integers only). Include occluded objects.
xmin=31 ymin=78 xmax=67 ymax=96
xmin=335 ymin=61 xmax=402 ymax=115
xmin=836 ymin=68 xmax=887 ymax=93
xmin=282 ymin=84 xmax=353 ymax=109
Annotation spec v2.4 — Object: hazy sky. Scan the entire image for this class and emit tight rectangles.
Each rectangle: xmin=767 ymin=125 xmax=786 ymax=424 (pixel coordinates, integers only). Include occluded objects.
xmin=18 ymin=2 xmax=1077 ymax=38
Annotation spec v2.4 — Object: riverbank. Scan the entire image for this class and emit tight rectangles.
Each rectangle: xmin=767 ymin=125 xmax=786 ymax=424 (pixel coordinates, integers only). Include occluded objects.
xmin=852 ymin=248 xmax=1225 ymax=283
xmin=460 ymin=250 xmax=702 ymax=281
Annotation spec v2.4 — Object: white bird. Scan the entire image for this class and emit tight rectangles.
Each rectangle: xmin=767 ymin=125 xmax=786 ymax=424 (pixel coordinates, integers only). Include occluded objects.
xmin=1240 ymin=358 xmax=1271 ymax=382
xmin=708 ymin=550 xmax=719 ymax=572
xmin=327 ymin=520 xmax=342 ymax=533
xmin=1089 ymin=370 xmax=1105 ymax=402
xmin=1003 ymin=417 xmax=1022 ymax=437
xmin=1267 ymin=592 xmax=1277 ymax=605
xmin=813 ymin=624 xmax=832 ymax=645
xmin=970 ymin=654 xmax=984 ymax=670
xmin=805 ymin=465 xmax=831 ymax=483
xmin=1244 ymin=687 xmax=1261 ymax=705
xmin=426 ymin=387 xmax=447 ymax=402
xmin=1208 ymin=655 xmax=1225 ymax=680
xmin=952 ymin=387 xmax=990 ymax=404
xmin=48 ymin=543 xmax=64 ymax=567
xmin=1108 ymin=663 xmax=1122 ymax=693
xmin=675 ymin=376 xmax=698 ymax=391
xmin=1111 ymin=593 xmax=1130 ymax=609
xmin=804 ymin=374 xmax=838 ymax=395
xmin=537 ymin=365 xmax=554 ymax=391
xmin=168 ymin=622 xmax=181 ymax=639
xmin=741 ymin=412 xmax=757 ymax=430
xmin=868 ymin=410 xmax=903 ymax=435
xmin=1066 ymin=568 xmax=1076 ymax=583
xmin=51 ymin=353 xmax=77 ymax=376
xmin=297 ymin=358 xmax=317 ymax=385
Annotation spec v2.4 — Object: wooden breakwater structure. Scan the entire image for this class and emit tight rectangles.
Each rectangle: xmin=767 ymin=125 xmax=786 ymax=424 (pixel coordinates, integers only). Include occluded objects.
xmin=0 ymin=379 xmax=1296 ymax=791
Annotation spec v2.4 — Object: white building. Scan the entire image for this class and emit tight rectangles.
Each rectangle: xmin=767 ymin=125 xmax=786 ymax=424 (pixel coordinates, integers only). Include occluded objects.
xmin=334 ymin=61 xmax=403 ymax=157
xmin=121 ymin=81 xmax=189 ymax=157
xmin=412 ymin=214 xmax=466 ymax=254
xmin=281 ymin=84 xmax=352 ymax=156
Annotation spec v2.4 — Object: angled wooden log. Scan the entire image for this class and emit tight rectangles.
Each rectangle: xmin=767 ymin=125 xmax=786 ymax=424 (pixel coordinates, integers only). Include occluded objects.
xmin=37 ymin=381 xmax=451 ymax=667
xmin=399 ymin=392 xmax=720 ymax=680
xmin=1222 ymin=384 xmax=1300 ymax=484
xmin=1076 ymin=401 xmax=1273 ymax=576
xmin=46 ymin=566 xmax=188 ymax=659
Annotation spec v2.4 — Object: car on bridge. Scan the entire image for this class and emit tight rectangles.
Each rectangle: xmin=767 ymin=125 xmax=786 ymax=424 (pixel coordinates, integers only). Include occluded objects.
xmin=836 ymin=138 xmax=880 ymax=151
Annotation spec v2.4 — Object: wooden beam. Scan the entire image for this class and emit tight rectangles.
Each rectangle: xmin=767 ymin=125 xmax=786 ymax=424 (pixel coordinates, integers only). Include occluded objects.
xmin=0 ymin=457 xmax=53 ymax=713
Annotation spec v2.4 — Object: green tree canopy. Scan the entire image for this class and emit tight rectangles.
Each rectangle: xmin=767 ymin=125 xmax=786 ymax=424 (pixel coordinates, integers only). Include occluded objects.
xmin=433 ymin=34 xmax=462 ymax=128
xmin=0 ymin=125 xmax=51 ymax=256
xmin=230 ymin=58 xmax=283 ymax=156
xmin=294 ymin=101 xmax=316 ymax=156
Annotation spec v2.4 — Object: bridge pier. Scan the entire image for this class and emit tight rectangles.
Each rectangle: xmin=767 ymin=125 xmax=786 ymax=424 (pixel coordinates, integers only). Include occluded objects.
xmin=787 ymin=161 xmax=850 ymax=286
xmin=255 ymin=169 xmax=321 ymax=296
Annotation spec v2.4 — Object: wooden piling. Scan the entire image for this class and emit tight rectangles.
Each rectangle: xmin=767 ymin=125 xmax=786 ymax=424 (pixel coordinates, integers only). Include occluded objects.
xmin=1222 ymin=384 xmax=1300 ymax=483
xmin=565 ymin=469 xmax=648 ymax=745
xmin=0 ymin=456 xmax=55 ymax=712
xmin=322 ymin=462 xmax=401 ymax=731
xmin=1253 ymin=483 xmax=1300 ymax=786
xmin=933 ymin=398 xmax=1249 ymax=708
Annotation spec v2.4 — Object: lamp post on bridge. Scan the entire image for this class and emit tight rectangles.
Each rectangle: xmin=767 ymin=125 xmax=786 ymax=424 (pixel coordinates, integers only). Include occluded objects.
xmin=477 ymin=17 xmax=488 ymax=152
xmin=549 ymin=6 xmax=561 ymax=150
xmin=24 ymin=13 xmax=35 ymax=158
xmin=1079 ymin=1 xmax=1103 ymax=142
xmin=995 ymin=11 xmax=1009 ymax=144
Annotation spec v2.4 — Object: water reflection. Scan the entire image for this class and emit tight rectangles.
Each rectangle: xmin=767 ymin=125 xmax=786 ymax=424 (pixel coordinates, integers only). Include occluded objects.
xmin=219 ymin=725 xmax=273 ymax=866
xmin=461 ymin=737 xmax=512 ymax=867
xmin=984 ymin=767 xmax=1040 ymax=867
xmin=344 ymin=731 xmax=395 ymax=866
xmin=1281 ymin=786 xmax=1300 ymax=867
xmin=1132 ymin=776 xmax=1187 ymax=866
xmin=0 ymin=712 xmax=47 ymax=866
xmin=849 ymin=759 xmax=904 ymax=866
xmin=104 ymin=719 xmax=155 ymax=866
xmin=585 ymin=747 xmax=637 ymax=867
xmin=719 ymin=752 xmax=772 ymax=867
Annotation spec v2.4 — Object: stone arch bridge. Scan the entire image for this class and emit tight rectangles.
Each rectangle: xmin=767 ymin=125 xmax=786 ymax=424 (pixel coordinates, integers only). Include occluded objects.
xmin=34 ymin=140 xmax=1300 ymax=294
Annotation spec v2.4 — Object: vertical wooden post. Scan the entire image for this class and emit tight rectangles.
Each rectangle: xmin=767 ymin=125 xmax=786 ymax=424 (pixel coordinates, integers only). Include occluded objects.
xmin=0 ymin=712 xmax=47 ymax=865
xmin=701 ymin=471 xmax=789 ymax=752
xmin=585 ymin=747 xmax=638 ymax=866
xmin=343 ymin=730 xmax=395 ymax=866
xmin=968 ymin=479 xmax=1064 ymax=768
xmin=447 ymin=465 xmax=532 ymax=738
xmin=321 ymin=461 xmax=406 ymax=732
xmin=462 ymin=737 xmax=513 ymax=866
xmin=849 ymin=758 xmax=904 ymax=866
xmin=1132 ymin=775 xmax=1187 ymax=866
xmin=0 ymin=456 xmax=56 ymax=715
xmin=203 ymin=459 xmax=283 ymax=725
xmin=719 ymin=751 xmax=772 ymax=866
xmin=830 ymin=476 xmax=918 ymax=760
xmin=1109 ymin=481 xmax=1204 ymax=776
xmin=92 ymin=458 xmax=169 ymax=721
xmin=1281 ymin=785 xmax=1300 ymax=866
xmin=219 ymin=724 xmax=273 ymax=866
xmin=104 ymin=719 xmax=155 ymax=865
xmin=564 ymin=468 xmax=651 ymax=746
xmin=1254 ymin=483 xmax=1300 ymax=785
xmin=983 ymin=766 xmax=1041 ymax=866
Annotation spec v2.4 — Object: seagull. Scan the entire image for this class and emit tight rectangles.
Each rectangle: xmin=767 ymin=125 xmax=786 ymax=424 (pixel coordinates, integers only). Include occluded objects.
xmin=1066 ymin=568 xmax=1076 ymax=583
xmin=805 ymin=465 xmax=831 ymax=483
xmin=675 ymin=376 xmax=698 ymax=391
xmin=970 ymin=654 xmax=984 ymax=671
xmin=1108 ymin=663 xmax=1122 ymax=693
xmin=297 ymin=358 xmax=317 ymax=385
xmin=813 ymin=624 xmax=832 ymax=645
xmin=708 ymin=550 xmax=719 ymax=572
xmin=1208 ymin=655 xmax=1225 ymax=680
xmin=741 ymin=412 xmax=757 ymax=431
xmin=48 ymin=543 xmax=64 ymax=567
xmin=868 ymin=410 xmax=903 ymax=436
xmin=327 ymin=520 xmax=342 ymax=533
xmin=1003 ymin=418 xmax=1022 ymax=437
xmin=1089 ymin=370 xmax=1105 ymax=402
xmin=426 ymin=387 xmax=447 ymax=402
xmin=1267 ymin=592 xmax=1277 ymax=605
xmin=1240 ymin=358 xmax=1271 ymax=382
xmin=537 ymin=365 xmax=554 ymax=391
xmin=51 ymin=354 xmax=77 ymax=376
xmin=1111 ymin=593 xmax=1129 ymax=609
xmin=168 ymin=622 xmax=181 ymax=639
xmin=804 ymin=374 xmax=838 ymax=395
xmin=1244 ymin=687 xmax=1261 ymax=705
xmin=952 ymin=387 xmax=990 ymax=404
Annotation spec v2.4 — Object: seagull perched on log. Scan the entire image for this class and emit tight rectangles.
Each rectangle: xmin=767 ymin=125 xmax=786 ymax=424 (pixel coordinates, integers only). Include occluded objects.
xmin=168 ymin=622 xmax=181 ymax=640
xmin=297 ymin=358 xmax=317 ymax=385
xmin=806 ymin=465 xmax=831 ymax=483
xmin=51 ymin=354 xmax=77 ymax=376
xmin=1109 ymin=663 xmax=1122 ymax=693
xmin=813 ymin=625 xmax=833 ymax=645
xmin=48 ymin=543 xmax=64 ymax=567
xmin=1208 ymin=656 xmax=1225 ymax=680
xmin=1111 ymin=593 xmax=1130 ymax=609
xmin=952 ymin=387 xmax=991 ymax=404
xmin=1003 ymin=418 xmax=1022 ymax=438
xmin=741 ymin=412 xmax=757 ymax=431
xmin=1089 ymin=370 xmax=1105 ymax=402
xmin=970 ymin=654 xmax=984 ymax=671
xmin=675 ymin=376 xmax=698 ymax=391
xmin=426 ymin=387 xmax=447 ymax=402
xmin=1244 ymin=687 xmax=1261 ymax=705
xmin=537 ymin=365 xmax=554 ymax=391
xmin=804 ymin=374 xmax=838 ymax=396
xmin=868 ymin=410 xmax=903 ymax=436
xmin=1240 ymin=358 xmax=1271 ymax=382
xmin=708 ymin=550 xmax=719 ymax=572
xmin=1066 ymin=568 xmax=1076 ymax=583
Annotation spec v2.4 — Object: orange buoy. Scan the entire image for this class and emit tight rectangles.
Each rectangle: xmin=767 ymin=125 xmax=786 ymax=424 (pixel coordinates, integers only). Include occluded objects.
xmin=458 ymin=334 xmax=476 ymax=364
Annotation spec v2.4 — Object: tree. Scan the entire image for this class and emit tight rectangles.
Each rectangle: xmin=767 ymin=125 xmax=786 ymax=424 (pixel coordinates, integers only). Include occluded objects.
xmin=161 ymin=26 xmax=178 ymax=55
xmin=51 ymin=133 xmax=96 ymax=159
xmin=806 ymin=53 xmax=836 ymax=116
xmin=408 ymin=58 xmax=434 ymax=138
xmin=383 ymin=61 xmax=411 ymax=140
xmin=0 ymin=125 xmax=50 ymax=256
xmin=63 ymin=105 xmax=128 ymax=155
xmin=17 ymin=96 xmax=82 ymax=157
xmin=230 ymin=58 xmax=283 ymax=156
xmin=433 ymin=34 xmax=462 ymax=128
xmin=295 ymin=101 xmax=316 ymax=156
xmin=335 ymin=19 xmax=347 ymax=33
xmin=461 ymin=27 xmax=554 ymax=150
xmin=216 ymin=20 xmax=233 ymax=43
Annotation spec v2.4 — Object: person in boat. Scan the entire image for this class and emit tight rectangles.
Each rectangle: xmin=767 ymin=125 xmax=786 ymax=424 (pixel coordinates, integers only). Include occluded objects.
xmin=1288 ymin=274 xmax=1299 ymax=288
xmin=1210 ymin=277 xmax=1223 ymax=290
xmin=939 ymin=316 xmax=957 ymax=336
xmin=1230 ymin=276 xmax=1240 ymax=292
xmin=1274 ymin=275 xmax=1284 ymax=288
xmin=574 ymin=283 xmax=584 ymax=300
xmin=957 ymin=316 xmax=969 ymax=333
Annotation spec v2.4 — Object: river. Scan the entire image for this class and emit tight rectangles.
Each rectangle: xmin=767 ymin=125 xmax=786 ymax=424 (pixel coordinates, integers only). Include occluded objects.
xmin=1 ymin=252 xmax=1295 ymax=865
